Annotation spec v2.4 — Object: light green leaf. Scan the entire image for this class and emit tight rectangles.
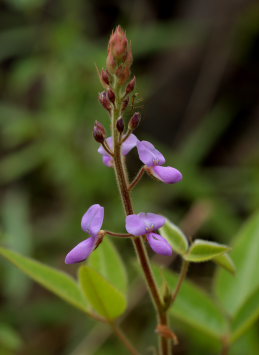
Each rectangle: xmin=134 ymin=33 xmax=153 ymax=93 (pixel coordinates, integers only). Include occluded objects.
xmin=213 ymin=253 xmax=236 ymax=275
xmin=153 ymin=265 xmax=228 ymax=339
xmin=231 ymin=287 xmax=259 ymax=342
xmin=88 ymin=238 xmax=127 ymax=295
xmin=159 ymin=220 xmax=188 ymax=255
xmin=184 ymin=239 xmax=230 ymax=262
xmin=79 ymin=265 xmax=127 ymax=319
xmin=214 ymin=213 xmax=259 ymax=316
xmin=0 ymin=247 xmax=88 ymax=313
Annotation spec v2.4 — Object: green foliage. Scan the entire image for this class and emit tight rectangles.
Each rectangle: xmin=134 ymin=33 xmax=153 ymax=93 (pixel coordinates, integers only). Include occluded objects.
xmin=79 ymin=265 xmax=127 ymax=320
xmin=153 ymin=265 xmax=228 ymax=339
xmin=214 ymin=213 xmax=259 ymax=315
xmin=88 ymin=238 xmax=127 ymax=295
xmin=159 ymin=220 xmax=188 ymax=255
xmin=184 ymin=239 xmax=230 ymax=262
xmin=0 ymin=247 xmax=88 ymax=313
xmin=213 ymin=253 xmax=236 ymax=275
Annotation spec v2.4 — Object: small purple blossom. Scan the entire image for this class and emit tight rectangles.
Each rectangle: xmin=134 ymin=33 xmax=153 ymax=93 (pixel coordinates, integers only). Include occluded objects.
xmin=98 ymin=134 xmax=139 ymax=167
xmin=137 ymin=140 xmax=182 ymax=184
xmin=65 ymin=204 xmax=104 ymax=264
xmin=125 ymin=213 xmax=172 ymax=256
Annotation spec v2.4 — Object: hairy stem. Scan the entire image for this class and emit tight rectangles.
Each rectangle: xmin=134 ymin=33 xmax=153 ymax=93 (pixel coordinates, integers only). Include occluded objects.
xmin=128 ymin=167 xmax=145 ymax=191
xmin=111 ymin=86 xmax=170 ymax=355
xmin=111 ymin=322 xmax=140 ymax=355
xmin=171 ymin=260 xmax=189 ymax=306
xmin=105 ymin=231 xmax=134 ymax=238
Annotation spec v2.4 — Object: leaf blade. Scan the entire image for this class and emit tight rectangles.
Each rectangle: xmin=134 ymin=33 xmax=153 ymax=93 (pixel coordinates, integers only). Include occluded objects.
xmin=0 ymin=246 xmax=88 ymax=313
xmin=79 ymin=265 xmax=127 ymax=320
xmin=184 ymin=239 xmax=230 ymax=262
xmin=159 ymin=220 xmax=188 ymax=255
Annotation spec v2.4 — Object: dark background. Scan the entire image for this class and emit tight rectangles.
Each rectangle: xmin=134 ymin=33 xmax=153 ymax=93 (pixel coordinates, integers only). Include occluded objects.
xmin=0 ymin=0 xmax=259 ymax=354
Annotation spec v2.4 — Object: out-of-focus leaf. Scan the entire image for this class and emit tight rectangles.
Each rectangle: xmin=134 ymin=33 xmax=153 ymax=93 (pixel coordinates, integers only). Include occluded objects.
xmin=184 ymin=239 xmax=230 ymax=262
xmin=153 ymin=265 xmax=228 ymax=339
xmin=214 ymin=213 xmax=259 ymax=315
xmin=88 ymin=238 xmax=127 ymax=295
xmin=231 ymin=287 xmax=259 ymax=342
xmin=0 ymin=324 xmax=22 ymax=350
xmin=159 ymin=220 xmax=188 ymax=255
xmin=0 ymin=145 xmax=44 ymax=183
xmin=0 ymin=247 xmax=88 ymax=313
xmin=79 ymin=265 xmax=127 ymax=319
xmin=2 ymin=190 xmax=32 ymax=302
xmin=213 ymin=253 xmax=236 ymax=275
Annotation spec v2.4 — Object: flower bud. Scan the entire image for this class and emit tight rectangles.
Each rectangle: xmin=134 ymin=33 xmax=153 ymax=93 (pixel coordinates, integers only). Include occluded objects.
xmin=101 ymin=69 xmax=110 ymax=86
xmin=107 ymin=89 xmax=115 ymax=104
xmin=126 ymin=76 xmax=136 ymax=94
xmin=122 ymin=96 xmax=129 ymax=111
xmin=98 ymin=91 xmax=111 ymax=112
xmin=128 ymin=112 xmax=141 ymax=130
xmin=93 ymin=121 xmax=106 ymax=143
xmin=108 ymin=25 xmax=128 ymax=61
xmin=116 ymin=117 xmax=124 ymax=133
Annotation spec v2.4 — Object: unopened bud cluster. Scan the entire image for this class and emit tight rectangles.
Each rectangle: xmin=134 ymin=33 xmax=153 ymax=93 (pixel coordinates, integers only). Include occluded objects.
xmin=94 ymin=25 xmax=140 ymax=143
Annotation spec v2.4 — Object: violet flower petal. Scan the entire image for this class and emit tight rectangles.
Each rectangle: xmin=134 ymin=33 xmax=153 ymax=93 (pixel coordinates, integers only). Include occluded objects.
xmin=125 ymin=214 xmax=146 ymax=236
xmin=138 ymin=212 xmax=166 ymax=231
xmin=151 ymin=166 xmax=183 ymax=184
xmin=147 ymin=232 xmax=172 ymax=256
xmin=97 ymin=137 xmax=113 ymax=156
xmin=102 ymin=155 xmax=113 ymax=167
xmin=126 ymin=212 xmax=166 ymax=236
xmin=137 ymin=141 xmax=166 ymax=167
xmin=81 ymin=204 xmax=104 ymax=236
xmin=121 ymin=134 xmax=139 ymax=155
xmin=65 ymin=237 xmax=96 ymax=264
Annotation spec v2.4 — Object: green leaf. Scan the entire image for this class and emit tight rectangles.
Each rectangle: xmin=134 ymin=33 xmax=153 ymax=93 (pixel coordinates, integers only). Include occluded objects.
xmin=0 ymin=247 xmax=88 ymax=313
xmin=213 ymin=253 xmax=236 ymax=275
xmin=159 ymin=220 xmax=188 ymax=255
xmin=214 ymin=213 xmax=259 ymax=316
xmin=184 ymin=239 xmax=230 ymax=262
xmin=153 ymin=265 xmax=228 ymax=339
xmin=79 ymin=265 xmax=127 ymax=320
xmin=88 ymin=238 xmax=127 ymax=295
xmin=231 ymin=287 xmax=259 ymax=342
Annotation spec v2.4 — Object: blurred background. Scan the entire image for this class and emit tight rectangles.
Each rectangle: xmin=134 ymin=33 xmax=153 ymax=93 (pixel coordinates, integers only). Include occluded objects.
xmin=0 ymin=0 xmax=259 ymax=354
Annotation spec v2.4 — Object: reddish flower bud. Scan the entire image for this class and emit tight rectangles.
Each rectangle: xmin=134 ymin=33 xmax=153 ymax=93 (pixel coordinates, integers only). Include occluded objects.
xmin=108 ymin=25 xmax=128 ymax=60
xmin=116 ymin=65 xmax=131 ymax=85
xmin=93 ymin=121 xmax=106 ymax=143
xmin=128 ymin=112 xmax=141 ymax=130
xmin=107 ymin=89 xmax=115 ymax=104
xmin=126 ymin=76 xmax=136 ymax=94
xmin=116 ymin=117 xmax=124 ymax=133
xmin=98 ymin=91 xmax=111 ymax=112
xmin=101 ymin=69 xmax=110 ymax=86
xmin=122 ymin=96 xmax=129 ymax=111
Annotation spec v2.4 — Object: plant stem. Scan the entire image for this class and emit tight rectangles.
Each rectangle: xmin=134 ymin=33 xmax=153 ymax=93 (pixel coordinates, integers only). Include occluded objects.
xmin=111 ymin=87 xmax=170 ymax=355
xmin=128 ymin=167 xmax=145 ymax=191
xmin=105 ymin=231 xmax=134 ymax=238
xmin=171 ymin=260 xmax=189 ymax=306
xmin=111 ymin=322 xmax=140 ymax=355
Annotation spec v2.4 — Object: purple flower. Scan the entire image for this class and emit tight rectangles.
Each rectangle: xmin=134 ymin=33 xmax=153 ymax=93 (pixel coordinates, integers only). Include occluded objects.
xmin=98 ymin=134 xmax=139 ymax=167
xmin=65 ymin=204 xmax=104 ymax=264
xmin=137 ymin=140 xmax=182 ymax=184
xmin=125 ymin=213 xmax=172 ymax=256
